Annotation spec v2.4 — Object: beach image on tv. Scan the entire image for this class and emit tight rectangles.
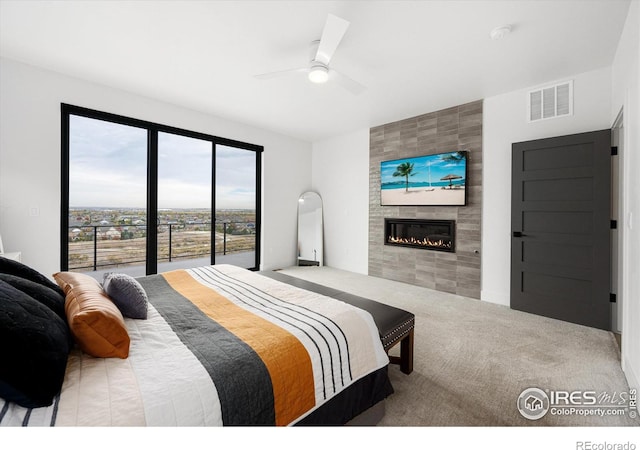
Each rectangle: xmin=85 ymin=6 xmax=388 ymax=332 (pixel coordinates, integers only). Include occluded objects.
xmin=380 ymin=151 xmax=467 ymax=206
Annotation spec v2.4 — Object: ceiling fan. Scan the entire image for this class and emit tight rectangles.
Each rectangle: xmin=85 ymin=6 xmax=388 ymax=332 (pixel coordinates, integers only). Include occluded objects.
xmin=254 ymin=14 xmax=366 ymax=95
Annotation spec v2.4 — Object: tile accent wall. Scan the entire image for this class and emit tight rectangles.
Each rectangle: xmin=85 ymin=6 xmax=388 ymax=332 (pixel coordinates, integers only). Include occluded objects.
xmin=368 ymin=100 xmax=482 ymax=299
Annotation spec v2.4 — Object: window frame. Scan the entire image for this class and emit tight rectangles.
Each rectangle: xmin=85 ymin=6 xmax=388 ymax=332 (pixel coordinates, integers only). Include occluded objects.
xmin=61 ymin=103 xmax=263 ymax=273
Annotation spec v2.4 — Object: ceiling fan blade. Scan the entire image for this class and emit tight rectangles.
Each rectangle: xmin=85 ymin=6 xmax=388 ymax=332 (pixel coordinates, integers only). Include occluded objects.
xmin=331 ymin=69 xmax=366 ymax=95
xmin=254 ymin=67 xmax=307 ymax=80
xmin=315 ymin=14 xmax=350 ymax=65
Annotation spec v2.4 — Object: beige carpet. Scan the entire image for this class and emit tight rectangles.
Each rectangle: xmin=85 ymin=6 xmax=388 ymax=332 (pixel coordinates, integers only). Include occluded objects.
xmin=277 ymin=266 xmax=639 ymax=427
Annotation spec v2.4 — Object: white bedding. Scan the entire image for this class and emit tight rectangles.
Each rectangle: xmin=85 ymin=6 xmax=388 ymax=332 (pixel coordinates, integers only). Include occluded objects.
xmin=1 ymin=265 xmax=388 ymax=426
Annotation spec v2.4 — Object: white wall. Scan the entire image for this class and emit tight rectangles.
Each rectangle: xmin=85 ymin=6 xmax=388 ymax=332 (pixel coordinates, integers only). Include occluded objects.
xmin=309 ymin=6 xmax=640 ymax=392
xmin=0 ymin=58 xmax=312 ymax=276
xmin=481 ymin=67 xmax=613 ymax=306
xmin=313 ymin=68 xmax=616 ymax=285
xmin=312 ymin=129 xmax=369 ymax=274
xmin=611 ymin=0 xmax=639 ymax=391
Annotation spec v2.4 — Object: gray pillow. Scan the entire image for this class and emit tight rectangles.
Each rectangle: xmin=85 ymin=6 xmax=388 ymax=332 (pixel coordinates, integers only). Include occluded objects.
xmin=102 ymin=273 xmax=148 ymax=319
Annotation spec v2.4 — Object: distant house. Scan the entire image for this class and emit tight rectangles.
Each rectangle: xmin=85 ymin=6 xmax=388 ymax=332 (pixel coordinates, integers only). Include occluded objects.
xmin=106 ymin=227 xmax=121 ymax=240
xmin=69 ymin=228 xmax=82 ymax=241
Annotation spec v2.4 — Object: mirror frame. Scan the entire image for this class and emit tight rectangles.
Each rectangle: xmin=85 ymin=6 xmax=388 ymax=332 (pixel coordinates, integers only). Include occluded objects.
xmin=297 ymin=191 xmax=323 ymax=266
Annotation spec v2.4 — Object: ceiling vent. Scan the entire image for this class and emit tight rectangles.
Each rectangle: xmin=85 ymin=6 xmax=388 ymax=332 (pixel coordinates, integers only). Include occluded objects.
xmin=527 ymin=80 xmax=573 ymax=122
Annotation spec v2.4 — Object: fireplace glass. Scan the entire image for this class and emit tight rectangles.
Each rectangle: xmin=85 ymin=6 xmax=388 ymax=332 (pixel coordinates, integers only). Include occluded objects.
xmin=384 ymin=218 xmax=455 ymax=252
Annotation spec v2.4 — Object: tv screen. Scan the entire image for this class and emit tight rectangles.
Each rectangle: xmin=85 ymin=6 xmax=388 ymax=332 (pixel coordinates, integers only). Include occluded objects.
xmin=380 ymin=151 xmax=468 ymax=206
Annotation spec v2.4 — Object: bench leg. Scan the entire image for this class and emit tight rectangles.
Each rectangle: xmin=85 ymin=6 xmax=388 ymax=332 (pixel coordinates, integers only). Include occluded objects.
xmin=388 ymin=329 xmax=414 ymax=374
xmin=399 ymin=328 xmax=414 ymax=374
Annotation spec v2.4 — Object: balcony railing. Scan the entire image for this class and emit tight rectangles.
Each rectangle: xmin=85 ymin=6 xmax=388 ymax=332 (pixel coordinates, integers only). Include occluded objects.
xmin=68 ymin=222 xmax=255 ymax=272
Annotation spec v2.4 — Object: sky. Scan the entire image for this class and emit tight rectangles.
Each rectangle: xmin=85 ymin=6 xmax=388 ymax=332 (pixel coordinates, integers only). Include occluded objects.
xmin=69 ymin=115 xmax=256 ymax=209
xmin=380 ymin=152 xmax=466 ymax=185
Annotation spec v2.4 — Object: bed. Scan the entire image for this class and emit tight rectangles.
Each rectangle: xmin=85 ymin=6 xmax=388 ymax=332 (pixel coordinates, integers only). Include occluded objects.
xmin=0 ymin=258 xmax=398 ymax=426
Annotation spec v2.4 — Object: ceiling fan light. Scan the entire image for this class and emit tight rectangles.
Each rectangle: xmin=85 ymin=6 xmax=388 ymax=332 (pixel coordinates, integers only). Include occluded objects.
xmin=308 ymin=65 xmax=329 ymax=83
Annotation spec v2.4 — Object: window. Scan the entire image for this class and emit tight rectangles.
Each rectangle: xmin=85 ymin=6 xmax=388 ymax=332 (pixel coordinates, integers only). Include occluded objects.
xmin=61 ymin=104 xmax=262 ymax=276
xmin=66 ymin=115 xmax=148 ymax=275
xmin=215 ymin=145 xmax=258 ymax=268
xmin=157 ymin=132 xmax=212 ymax=272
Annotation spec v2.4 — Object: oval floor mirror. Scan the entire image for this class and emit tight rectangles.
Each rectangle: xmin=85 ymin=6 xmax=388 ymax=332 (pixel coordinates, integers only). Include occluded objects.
xmin=297 ymin=191 xmax=323 ymax=266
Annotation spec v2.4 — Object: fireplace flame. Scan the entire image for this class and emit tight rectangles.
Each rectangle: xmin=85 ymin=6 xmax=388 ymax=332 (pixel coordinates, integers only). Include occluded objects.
xmin=387 ymin=235 xmax=452 ymax=249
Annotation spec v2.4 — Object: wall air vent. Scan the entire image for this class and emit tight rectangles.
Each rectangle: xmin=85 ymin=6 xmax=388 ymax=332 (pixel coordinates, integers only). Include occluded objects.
xmin=527 ymin=80 xmax=573 ymax=122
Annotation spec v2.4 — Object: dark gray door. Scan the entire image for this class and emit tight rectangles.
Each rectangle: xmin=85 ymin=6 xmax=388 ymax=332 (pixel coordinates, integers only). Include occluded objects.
xmin=511 ymin=129 xmax=611 ymax=330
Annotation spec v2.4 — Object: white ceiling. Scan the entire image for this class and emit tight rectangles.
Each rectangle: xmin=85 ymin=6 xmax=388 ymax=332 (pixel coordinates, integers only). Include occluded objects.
xmin=0 ymin=0 xmax=631 ymax=143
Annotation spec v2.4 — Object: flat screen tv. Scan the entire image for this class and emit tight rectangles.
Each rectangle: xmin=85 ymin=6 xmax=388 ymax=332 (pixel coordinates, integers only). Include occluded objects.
xmin=380 ymin=150 xmax=468 ymax=206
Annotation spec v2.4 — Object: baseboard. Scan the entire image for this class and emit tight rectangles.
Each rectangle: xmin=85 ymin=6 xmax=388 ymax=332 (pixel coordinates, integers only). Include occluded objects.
xmin=622 ymin=354 xmax=639 ymax=391
xmin=480 ymin=289 xmax=510 ymax=307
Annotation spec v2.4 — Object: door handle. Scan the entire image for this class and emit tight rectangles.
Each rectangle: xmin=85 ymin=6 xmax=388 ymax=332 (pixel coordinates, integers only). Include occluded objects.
xmin=513 ymin=231 xmax=527 ymax=237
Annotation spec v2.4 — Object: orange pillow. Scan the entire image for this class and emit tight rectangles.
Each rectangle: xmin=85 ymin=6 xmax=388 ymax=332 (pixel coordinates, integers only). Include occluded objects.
xmin=53 ymin=272 xmax=130 ymax=359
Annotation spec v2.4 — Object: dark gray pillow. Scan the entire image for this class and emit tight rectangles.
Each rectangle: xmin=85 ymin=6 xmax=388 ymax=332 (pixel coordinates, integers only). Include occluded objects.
xmin=102 ymin=273 xmax=148 ymax=319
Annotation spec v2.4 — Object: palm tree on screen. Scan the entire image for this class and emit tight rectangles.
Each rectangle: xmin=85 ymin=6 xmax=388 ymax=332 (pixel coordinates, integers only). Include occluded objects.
xmin=393 ymin=162 xmax=417 ymax=192
xmin=441 ymin=151 xmax=467 ymax=164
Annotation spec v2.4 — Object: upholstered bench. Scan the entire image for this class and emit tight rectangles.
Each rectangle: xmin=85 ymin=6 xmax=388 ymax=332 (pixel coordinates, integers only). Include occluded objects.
xmin=260 ymin=271 xmax=415 ymax=374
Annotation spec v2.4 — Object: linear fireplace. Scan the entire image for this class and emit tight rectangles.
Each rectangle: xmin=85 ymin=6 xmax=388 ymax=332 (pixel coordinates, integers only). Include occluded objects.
xmin=385 ymin=218 xmax=455 ymax=252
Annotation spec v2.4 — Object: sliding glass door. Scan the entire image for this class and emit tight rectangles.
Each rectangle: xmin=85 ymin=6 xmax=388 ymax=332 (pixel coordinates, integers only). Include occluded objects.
xmin=157 ymin=132 xmax=212 ymax=271
xmin=62 ymin=104 xmax=262 ymax=278
xmin=67 ymin=115 xmax=148 ymax=277
xmin=214 ymin=144 xmax=257 ymax=269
